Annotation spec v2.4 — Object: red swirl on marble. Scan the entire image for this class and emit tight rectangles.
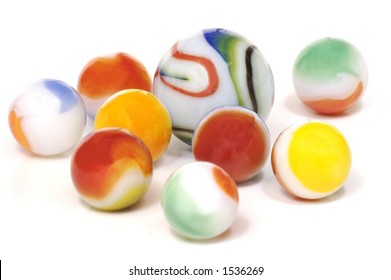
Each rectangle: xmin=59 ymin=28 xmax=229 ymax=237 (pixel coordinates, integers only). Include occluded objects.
xmin=158 ymin=43 xmax=219 ymax=97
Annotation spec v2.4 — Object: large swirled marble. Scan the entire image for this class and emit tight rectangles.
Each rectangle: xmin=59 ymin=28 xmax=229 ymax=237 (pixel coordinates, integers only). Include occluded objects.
xmin=153 ymin=28 xmax=274 ymax=144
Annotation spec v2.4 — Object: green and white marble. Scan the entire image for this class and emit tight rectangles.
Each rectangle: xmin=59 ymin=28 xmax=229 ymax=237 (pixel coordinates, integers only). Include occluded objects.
xmin=161 ymin=162 xmax=239 ymax=240
xmin=293 ymin=37 xmax=368 ymax=114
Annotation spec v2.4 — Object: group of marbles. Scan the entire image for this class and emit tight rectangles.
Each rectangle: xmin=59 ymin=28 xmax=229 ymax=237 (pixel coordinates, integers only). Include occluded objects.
xmin=8 ymin=28 xmax=367 ymax=240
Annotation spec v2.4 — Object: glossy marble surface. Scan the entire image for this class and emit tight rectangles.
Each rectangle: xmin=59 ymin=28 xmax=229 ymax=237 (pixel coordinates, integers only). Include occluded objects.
xmin=78 ymin=52 xmax=151 ymax=119
xmin=71 ymin=128 xmax=153 ymax=211
xmin=8 ymin=79 xmax=86 ymax=156
xmin=272 ymin=120 xmax=351 ymax=199
xmin=161 ymin=161 xmax=238 ymax=240
xmin=94 ymin=89 xmax=172 ymax=161
xmin=193 ymin=106 xmax=270 ymax=182
xmin=293 ymin=38 xmax=368 ymax=114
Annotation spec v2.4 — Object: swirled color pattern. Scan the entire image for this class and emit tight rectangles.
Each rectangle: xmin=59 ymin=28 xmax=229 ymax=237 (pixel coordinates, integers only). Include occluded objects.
xmin=154 ymin=28 xmax=274 ymax=144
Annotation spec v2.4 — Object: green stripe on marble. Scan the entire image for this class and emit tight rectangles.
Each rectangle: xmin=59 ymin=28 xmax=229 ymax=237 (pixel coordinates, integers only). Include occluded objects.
xmin=294 ymin=38 xmax=361 ymax=81
xmin=204 ymin=30 xmax=246 ymax=106
xmin=161 ymin=173 xmax=216 ymax=239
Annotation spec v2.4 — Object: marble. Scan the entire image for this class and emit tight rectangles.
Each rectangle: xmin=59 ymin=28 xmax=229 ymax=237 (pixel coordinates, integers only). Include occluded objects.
xmin=94 ymin=89 xmax=172 ymax=161
xmin=271 ymin=120 xmax=351 ymax=199
xmin=293 ymin=38 xmax=368 ymax=114
xmin=71 ymin=128 xmax=153 ymax=211
xmin=8 ymin=79 xmax=86 ymax=156
xmin=192 ymin=106 xmax=270 ymax=182
xmin=161 ymin=161 xmax=239 ymax=240
xmin=77 ymin=52 xmax=151 ymax=119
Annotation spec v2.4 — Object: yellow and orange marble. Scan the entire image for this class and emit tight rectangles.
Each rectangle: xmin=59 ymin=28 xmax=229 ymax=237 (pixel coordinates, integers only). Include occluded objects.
xmin=71 ymin=128 xmax=153 ymax=211
xmin=271 ymin=120 xmax=351 ymax=199
xmin=94 ymin=89 xmax=172 ymax=161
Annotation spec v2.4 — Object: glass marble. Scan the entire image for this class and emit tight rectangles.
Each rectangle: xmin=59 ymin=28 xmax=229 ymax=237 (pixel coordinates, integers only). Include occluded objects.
xmin=161 ymin=161 xmax=239 ymax=240
xmin=153 ymin=28 xmax=274 ymax=144
xmin=293 ymin=38 xmax=368 ymax=114
xmin=71 ymin=128 xmax=153 ymax=211
xmin=192 ymin=106 xmax=270 ymax=183
xmin=8 ymin=79 xmax=86 ymax=156
xmin=94 ymin=89 xmax=172 ymax=161
xmin=77 ymin=52 xmax=151 ymax=119
xmin=271 ymin=120 xmax=351 ymax=199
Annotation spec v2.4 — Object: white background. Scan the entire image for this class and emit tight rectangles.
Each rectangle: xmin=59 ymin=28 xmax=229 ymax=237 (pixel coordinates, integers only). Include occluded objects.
xmin=1 ymin=0 xmax=390 ymax=279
